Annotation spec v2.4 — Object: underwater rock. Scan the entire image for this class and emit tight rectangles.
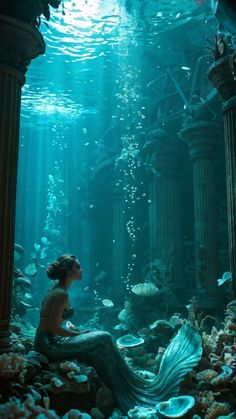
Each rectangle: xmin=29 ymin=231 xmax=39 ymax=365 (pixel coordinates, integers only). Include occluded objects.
xmin=131 ymin=282 xmax=159 ymax=297
xmin=95 ymin=386 xmax=115 ymax=417
xmin=210 ymin=365 xmax=233 ymax=387
xmin=156 ymin=395 xmax=195 ymax=418
xmin=128 ymin=405 xmax=158 ymax=419
xmin=63 ymin=409 xmax=92 ymax=419
xmin=109 ymin=408 xmax=124 ymax=419
xmin=149 ymin=319 xmax=175 ymax=334
xmin=116 ymin=334 xmax=144 ymax=348
xmin=90 ymin=407 xmax=105 ymax=419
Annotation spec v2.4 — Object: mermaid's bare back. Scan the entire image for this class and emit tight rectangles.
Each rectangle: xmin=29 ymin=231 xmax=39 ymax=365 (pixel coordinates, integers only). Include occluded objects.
xmin=34 ymin=324 xmax=202 ymax=413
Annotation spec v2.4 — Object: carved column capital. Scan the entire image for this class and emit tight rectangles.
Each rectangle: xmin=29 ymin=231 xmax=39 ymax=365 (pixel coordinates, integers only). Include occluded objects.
xmin=208 ymin=54 xmax=236 ymax=101
xmin=180 ymin=121 xmax=219 ymax=161
xmin=143 ymin=129 xmax=179 ymax=177
xmin=0 ymin=14 xmax=45 ymax=83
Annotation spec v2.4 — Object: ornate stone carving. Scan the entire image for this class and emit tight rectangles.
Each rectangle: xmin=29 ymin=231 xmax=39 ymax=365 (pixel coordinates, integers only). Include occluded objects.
xmin=0 ymin=14 xmax=45 ymax=79
xmin=208 ymin=54 xmax=236 ymax=101
xmin=180 ymin=120 xmax=219 ymax=295
xmin=143 ymin=129 xmax=180 ymax=178
xmin=180 ymin=121 xmax=219 ymax=161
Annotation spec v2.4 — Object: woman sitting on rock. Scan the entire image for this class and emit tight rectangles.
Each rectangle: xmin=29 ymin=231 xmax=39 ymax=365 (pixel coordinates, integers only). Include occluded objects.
xmin=34 ymin=254 xmax=202 ymax=414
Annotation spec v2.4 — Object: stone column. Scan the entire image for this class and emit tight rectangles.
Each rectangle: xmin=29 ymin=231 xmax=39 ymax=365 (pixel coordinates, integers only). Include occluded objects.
xmin=208 ymin=54 xmax=236 ymax=296
xmin=80 ymin=192 xmax=95 ymax=288
xmin=0 ymin=15 xmax=45 ymax=352
xmin=143 ymin=129 xmax=184 ymax=288
xmin=180 ymin=121 xmax=219 ymax=294
xmin=112 ymin=176 xmax=127 ymax=302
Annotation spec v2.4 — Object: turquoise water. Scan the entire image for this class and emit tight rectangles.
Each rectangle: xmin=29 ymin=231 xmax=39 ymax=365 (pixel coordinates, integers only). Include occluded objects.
xmin=15 ymin=0 xmax=217 ymax=312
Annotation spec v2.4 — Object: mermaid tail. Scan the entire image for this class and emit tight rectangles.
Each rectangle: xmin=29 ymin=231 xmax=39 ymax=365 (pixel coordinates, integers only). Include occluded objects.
xmin=34 ymin=324 xmax=202 ymax=413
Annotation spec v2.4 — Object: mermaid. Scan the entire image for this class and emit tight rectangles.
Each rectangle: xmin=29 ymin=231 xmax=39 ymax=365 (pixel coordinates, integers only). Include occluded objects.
xmin=34 ymin=254 xmax=202 ymax=414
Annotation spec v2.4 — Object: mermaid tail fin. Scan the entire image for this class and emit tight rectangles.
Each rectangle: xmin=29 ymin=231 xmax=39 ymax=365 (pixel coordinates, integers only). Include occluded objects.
xmin=153 ymin=323 xmax=203 ymax=399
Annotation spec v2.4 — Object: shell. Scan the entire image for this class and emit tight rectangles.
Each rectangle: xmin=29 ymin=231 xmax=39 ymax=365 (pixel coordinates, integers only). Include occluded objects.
xmin=116 ymin=334 xmax=144 ymax=348
xmin=131 ymin=282 xmax=159 ymax=297
xmin=156 ymin=395 xmax=195 ymax=417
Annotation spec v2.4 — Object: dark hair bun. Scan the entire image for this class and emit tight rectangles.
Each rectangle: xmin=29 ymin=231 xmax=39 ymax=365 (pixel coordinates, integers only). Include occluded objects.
xmin=46 ymin=255 xmax=78 ymax=280
xmin=47 ymin=262 xmax=61 ymax=280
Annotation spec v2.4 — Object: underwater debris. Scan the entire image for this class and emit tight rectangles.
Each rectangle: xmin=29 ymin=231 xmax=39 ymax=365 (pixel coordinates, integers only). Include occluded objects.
xmin=95 ymin=386 xmax=115 ymax=417
xmin=131 ymin=282 xmax=159 ymax=297
xmin=116 ymin=334 xmax=144 ymax=348
xmin=156 ymin=395 xmax=195 ymax=418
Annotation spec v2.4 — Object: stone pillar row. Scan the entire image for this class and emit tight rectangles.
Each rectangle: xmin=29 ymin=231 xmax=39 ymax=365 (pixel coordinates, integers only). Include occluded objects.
xmin=209 ymin=54 xmax=236 ymax=296
xmin=180 ymin=121 xmax=219 ymax=294
xmin=143 ymin=130 xmax=183 ymax=289
xmin=0 ymin=14 xmax=45 ymax=352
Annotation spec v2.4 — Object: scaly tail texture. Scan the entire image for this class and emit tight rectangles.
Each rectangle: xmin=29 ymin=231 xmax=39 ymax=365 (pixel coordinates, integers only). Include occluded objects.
xmin=34 ymin=323 xmax=202 ymax=414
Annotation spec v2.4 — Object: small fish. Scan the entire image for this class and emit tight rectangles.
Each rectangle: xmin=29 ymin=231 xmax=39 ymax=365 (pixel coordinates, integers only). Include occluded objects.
xmin=102 ymin=299 xmax=114 ymax=307
xmin=84 ymin=286 xmax=90 ymax=292
xmin=185 ymin=304 xmax=191 ymax=310
xmin=217 ymin=271 xmax=232 ymax=286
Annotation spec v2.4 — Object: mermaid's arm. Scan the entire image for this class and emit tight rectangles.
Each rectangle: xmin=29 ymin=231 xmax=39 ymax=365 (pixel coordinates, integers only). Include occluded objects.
xmin=47 ymin=290 xmax=81 ymax=337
